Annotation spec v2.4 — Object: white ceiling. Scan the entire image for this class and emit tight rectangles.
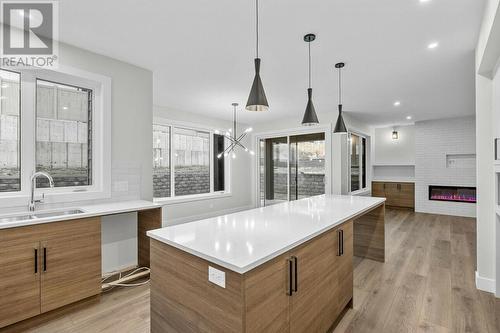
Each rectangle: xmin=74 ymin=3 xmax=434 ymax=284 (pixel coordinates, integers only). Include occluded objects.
xmin=58 ymin=0 xmax=485 ymax=126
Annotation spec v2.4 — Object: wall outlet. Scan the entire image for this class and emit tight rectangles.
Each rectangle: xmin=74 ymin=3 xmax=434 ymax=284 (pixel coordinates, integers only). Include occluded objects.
xmin=113 ymin=180 xmax=129 ymax=192
xmin=208 ymin=266 xmax=226 ymax=288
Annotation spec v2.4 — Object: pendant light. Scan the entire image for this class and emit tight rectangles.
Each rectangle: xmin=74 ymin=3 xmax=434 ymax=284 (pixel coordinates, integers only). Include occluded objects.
xmin=301 ymin=33 xmax=319 ymax=126
xmin=334 ymin=62 xmax=348 ymax=133
xmin=216 ymin=103 xmax=254 ymax=159
xmin=246 ymin=0 xmax=269 ymax=111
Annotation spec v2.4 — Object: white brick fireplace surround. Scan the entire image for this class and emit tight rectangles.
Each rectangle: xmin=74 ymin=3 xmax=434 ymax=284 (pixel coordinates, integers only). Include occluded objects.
xmin=415 ymin=116 xmax=476 ymax=217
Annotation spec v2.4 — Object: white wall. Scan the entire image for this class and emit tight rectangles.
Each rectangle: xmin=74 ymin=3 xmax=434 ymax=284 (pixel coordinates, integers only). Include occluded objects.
xmin=373 ymin=125 xmax=415 ymax=166
xmin=154 ymin=106 xmax=254 ymax=225
xmin=372 ymin=125 xmax=416 ymax=183
xmin=475 ymin=0 xmax=499 ymax=295
xmin=415 ymin=116 xmax=476 ymax=218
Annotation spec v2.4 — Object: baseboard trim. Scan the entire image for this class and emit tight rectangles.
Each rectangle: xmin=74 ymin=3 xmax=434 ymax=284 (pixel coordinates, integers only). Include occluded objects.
xmin=164 ymin=205 xmax=255 ymax=226
xmin=475 ymin=271 xmax=496 ymax=294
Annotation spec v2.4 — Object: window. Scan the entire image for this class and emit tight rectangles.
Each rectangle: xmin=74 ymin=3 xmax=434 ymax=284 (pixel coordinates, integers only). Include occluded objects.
xmin=0 ymin=69 xmax=21 ymax=193
xmin=349 ymin=133 xmax=368 ymax=193
xmin=153 ymin=124 xmax=170 ymax=198
xmin=153 ymin=121 xmax=228 ymax=200
xmin=214 ymin=134 xmax=225 ymax=192
xmin=173 ymin=127 xmax=210 ymax=196
xmin=0 ymin=66 xmax=111 ymax=207
xmin=36 ymin=80 xmax=92 ymax=188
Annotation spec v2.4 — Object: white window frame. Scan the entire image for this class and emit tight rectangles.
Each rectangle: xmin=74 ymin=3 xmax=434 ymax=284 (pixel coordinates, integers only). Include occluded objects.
xmin=348 ymin=131 xmax=368 ymax=195
xmin=0 ymin=64 xmax=111 ymax=208
xmin=253 ymin=124 xmax=332 ymax=207
xmin=152 ymin=117 xmax=232 ymax=205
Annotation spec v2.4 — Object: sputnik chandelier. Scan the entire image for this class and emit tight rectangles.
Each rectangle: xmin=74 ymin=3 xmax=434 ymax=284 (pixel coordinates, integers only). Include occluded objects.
xmin=216 ymin=103 xmax=254 ymax=159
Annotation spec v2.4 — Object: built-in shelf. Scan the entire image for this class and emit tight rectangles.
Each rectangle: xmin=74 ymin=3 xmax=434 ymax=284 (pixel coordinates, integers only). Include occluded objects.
xmin=446 ymin=154 xmax=476 ymax=169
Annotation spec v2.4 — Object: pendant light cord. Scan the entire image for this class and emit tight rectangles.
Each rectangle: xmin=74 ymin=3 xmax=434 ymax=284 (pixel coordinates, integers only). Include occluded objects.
xmin=233 ymin=104 xmax=237 ymax=140
xmin=308 ymin=41 xmax=312 ymax=89
xmin=256 ymin=0 xmax=259 ymax=58
xmin=338 ymin=67 xmax=342 ymax=105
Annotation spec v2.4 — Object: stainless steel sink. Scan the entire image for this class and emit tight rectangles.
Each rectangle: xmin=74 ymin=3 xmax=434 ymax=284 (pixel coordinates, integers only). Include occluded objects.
xmin=0 ymin=209 xmax=84 ymax=224
xmin=32 ymin=209 xmax=84 ymax=219
xmin=0 ymin=214 xmax=38 ymax=224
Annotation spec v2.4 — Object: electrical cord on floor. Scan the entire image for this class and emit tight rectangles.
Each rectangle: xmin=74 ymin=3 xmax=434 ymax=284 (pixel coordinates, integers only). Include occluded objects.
xmin=101 ymin=267 xmax=150 ymax=292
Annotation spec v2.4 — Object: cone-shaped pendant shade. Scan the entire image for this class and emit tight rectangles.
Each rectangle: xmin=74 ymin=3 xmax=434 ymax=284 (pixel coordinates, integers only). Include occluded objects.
xmin=302 ymin=88 xmax=319 ymax=126
xmin=246 ymin=58 xmax=269 ymax=111
xmin=334 ymin=104 xmax=347 ymax=133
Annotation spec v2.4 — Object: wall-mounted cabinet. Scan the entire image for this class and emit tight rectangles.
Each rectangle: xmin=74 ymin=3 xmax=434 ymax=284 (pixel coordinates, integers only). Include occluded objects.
xmin=372 ymin=181 xmax=415 ymax=209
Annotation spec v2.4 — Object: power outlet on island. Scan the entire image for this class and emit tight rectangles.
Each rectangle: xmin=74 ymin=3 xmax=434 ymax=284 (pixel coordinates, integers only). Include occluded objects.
xmin=208 ymin=266 xmax=226 ymax=288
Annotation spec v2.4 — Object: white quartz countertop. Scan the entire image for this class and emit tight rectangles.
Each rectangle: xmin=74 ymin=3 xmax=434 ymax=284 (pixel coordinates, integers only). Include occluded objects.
xmin=0 ymin=200 xmax=161 ymax=229
xmin=147 ymin=195 xmax=385 ymax=274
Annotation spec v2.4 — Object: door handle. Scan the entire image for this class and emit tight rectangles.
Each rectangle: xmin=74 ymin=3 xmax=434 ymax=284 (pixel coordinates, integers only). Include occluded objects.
xmin=43 ymin=247 xmax=47 ymax=272
xmin=338 ymin=230 xmax=344 ymax=256
xmin=292 ymin=256 xmax=298 ymax=292
xmin=341 ymin=230 xmax=344 ymax=255
xmin=34 ymin=248 xmax=38 ymax=274
xmin=287 ymin=258 xmax=293 ymax=296
xmin=338 ymin=230 xmax=343 ymax=256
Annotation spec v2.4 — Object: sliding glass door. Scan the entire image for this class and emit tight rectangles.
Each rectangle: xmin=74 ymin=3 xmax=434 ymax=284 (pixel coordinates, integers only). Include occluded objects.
xmin=259 ymin=137 xmax=288 ymax=207
xmin=259 ymin=132 xmax=326 ymax=207
xmin=289 ymin=133 xmax=326 ymax=200
xmin=349 ymin=133 xmax=367 ymax=193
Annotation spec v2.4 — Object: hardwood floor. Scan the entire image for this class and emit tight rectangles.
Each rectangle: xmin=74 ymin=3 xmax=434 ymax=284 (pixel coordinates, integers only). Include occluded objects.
xmin=2 ymin=209 xmax=499 ymax=333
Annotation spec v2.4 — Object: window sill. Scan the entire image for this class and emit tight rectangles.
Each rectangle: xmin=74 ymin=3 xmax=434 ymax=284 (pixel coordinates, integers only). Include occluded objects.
xmin=154 ymin=192 xmax=232 ymax=205
xmin=350 ymin=188 xmax=371 ymax=196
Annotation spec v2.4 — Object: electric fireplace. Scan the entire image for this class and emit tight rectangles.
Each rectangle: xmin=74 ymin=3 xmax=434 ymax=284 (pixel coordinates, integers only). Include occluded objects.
xmin=428 ymin=185 xmax=476 ymax=203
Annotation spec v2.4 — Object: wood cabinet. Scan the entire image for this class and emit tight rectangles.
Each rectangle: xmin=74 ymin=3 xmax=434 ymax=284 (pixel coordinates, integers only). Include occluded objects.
xmin=150 ymin=220 xmax=355 ymax=333
xmin=372 ymin=181 xmax=415 ymax=209
xmin=40 ymin=218 xmax=101 ymax=313
xmin=0 ymin=238 xmax=41 ymax=328
xmin=0 ymin=218 xmax=101 ymax=328
xmin=336 ymin=221 xmax=353 ymax=313
xmin=289 ymin=229 xmax=337 ymax=333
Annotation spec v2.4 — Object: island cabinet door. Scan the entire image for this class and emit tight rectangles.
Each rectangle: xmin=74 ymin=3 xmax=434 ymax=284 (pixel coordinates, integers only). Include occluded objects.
xmin=244 ymin=252 xmax=292 ymax=333
xmin=334 ymin=220 xmax=354 ymax=313
xmin=288 ymin=229 xmax=338 ymax=333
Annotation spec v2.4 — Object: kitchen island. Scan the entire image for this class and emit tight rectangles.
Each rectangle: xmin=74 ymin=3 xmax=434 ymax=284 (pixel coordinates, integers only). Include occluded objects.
xmin=147 ymin=195 xmax=385 ymax=333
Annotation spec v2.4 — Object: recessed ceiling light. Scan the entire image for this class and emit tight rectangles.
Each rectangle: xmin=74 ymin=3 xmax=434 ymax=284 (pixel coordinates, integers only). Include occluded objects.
xmin=428 ymin=42 xmax=439 ymax=49
xmin=406 ymin=116 xmax=412 ymax=120
xmin=394 ymin=101 xmax=401 ymax=106
xmin=419 ymin=0 xmax=431 ymax=3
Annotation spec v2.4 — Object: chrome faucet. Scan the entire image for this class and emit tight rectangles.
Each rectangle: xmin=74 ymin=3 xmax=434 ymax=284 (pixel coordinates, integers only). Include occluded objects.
xmin=29 ymin=172 xmax=54 ymax=211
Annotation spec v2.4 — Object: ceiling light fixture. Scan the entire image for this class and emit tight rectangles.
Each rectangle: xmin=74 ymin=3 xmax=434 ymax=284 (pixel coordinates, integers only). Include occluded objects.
xmin=301 ymin=33 xmax=319 ymax=126
xmin=428 ymin=42 xmax=439 ymax=49
xmin=334 ymin=62 xmax=348 ymax=133
xmin=246 ymin=0 xmax=269 ymax=112
xmin=406 ymin=116 xmax=412 ymax=120
xmin=217 ymin=103 xmax=254 ymax=159
xmin=394 ymin=101 xmax=401 ymax=106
